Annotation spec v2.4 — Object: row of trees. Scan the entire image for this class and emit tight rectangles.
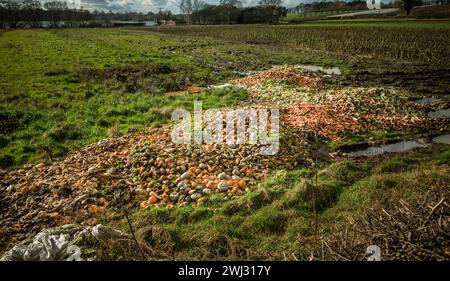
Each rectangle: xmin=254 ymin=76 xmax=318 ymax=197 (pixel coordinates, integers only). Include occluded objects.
xmin=1 ymin=0 xmax=288 ymax=27
xmin=3 ymin=0 xmax=442 ymax=28
xmin=180 ymin=0 xmax=286 ymax=24
xmin=1 ymin=1 xmax=88 ymax=28
xmin=291 ymin=0 xmax=448 ymax=16
xmin=0 ymin=0 xmax=170 ymax=28
xmin=291 ymin=0 xmax=369 ymax=13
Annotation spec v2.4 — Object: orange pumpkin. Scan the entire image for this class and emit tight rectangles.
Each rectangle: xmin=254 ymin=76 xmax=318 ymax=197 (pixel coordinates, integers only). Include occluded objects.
xmin=228 ymin=180 xmax=238 ymax=187
xmin=50 ymin=212 xmax=61 ymax=220
xmin=148 ymin=195 xmax=158 ymax=204
xmin=88 ymin=205 xmax=99 ymax=214
xmin=238 ymin=180 xmax=247 ymax=188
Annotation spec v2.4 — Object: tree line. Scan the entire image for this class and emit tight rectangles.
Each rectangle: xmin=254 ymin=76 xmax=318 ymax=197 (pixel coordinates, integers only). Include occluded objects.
xmin=291 ymin=0 xmax=369 ymax=13
xmin=180 ymin=0 xmax=287 ymax=24
xmin=292 ymin=0 xmax=448 ymax=16
xmin=1 ymin=0 xmax=287 ymax=28
xmin=2 ymin=0 xmax=444 ymax=28
xmin=0 ymin=0 xmax=167 ymax=28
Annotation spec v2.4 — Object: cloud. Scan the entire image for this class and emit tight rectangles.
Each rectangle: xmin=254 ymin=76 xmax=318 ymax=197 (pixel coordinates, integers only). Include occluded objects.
xmin=80 ymin=0 xmax=135 ymax=11
xmin=39 ymin=0 xmax=381 ymax=13
xmin=75 ymin=0 xmax=176 ymax=12
xmin=143 ymin=0 xmax=169 ymax=6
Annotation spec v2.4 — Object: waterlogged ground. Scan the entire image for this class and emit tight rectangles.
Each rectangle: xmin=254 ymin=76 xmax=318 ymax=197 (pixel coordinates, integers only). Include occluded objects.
xmin=0 ymin=26 xmax=449 ymax=260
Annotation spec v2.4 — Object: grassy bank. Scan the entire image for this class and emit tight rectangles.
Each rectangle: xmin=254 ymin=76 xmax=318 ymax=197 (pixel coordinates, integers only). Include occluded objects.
xmin=0 ymin=29 xmax=250 ymax=167
xmin=2 ymin=27 xmax=449 ymax=168
xmin=114 ymin=147 xmax=449 ymax=260
xmin=0 ymin=27 xmax=414 ymax=167
xmin=0 ymin=25 xmax=449 ymax=261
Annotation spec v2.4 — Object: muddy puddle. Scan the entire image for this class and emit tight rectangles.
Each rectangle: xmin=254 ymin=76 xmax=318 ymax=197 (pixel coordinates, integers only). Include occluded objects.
xmin=415 ymin=97 xmax=443 ymax=104
xmin=432 ymin=134 xmax=450 ymax=145
xmin=346 ymin=134 xmax=450 ymax=157
xmin=209 ymin=83 xmax=244 ymax=89
xmin=234 ymin=70 xmax=258 ymax=76
xmin=297 ymin=65 xmax=341 ymax=75
xmin=428 ymin=108 xmax=450 ymax=119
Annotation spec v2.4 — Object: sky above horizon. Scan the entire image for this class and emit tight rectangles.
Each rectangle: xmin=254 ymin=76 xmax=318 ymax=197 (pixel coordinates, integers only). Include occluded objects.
xmin=45 ymin=0 xmax=303 ymax=13
xmin=20 ymin=0 xmax=383 ymax=14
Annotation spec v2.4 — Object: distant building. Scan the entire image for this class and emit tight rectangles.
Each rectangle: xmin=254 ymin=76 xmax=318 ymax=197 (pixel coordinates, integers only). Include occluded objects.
xmin=157 ymin=20 xmax=176 ymax=26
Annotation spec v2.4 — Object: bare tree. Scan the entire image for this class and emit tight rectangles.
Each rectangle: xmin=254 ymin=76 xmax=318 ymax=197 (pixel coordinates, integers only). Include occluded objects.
xmin=219 ymin=0 xmax=242 ymax=24
xmin=220 ymin=0 xmax=243 ymax=7
xmin=192 ymin=0 xmax=206 ymax=12
xmin=1 ymin=0 xmax=22 ymax=28
xmin=44 ymin=1 xmax=68 ymax=27
xmin=401 ymin=0 xmax=422 ymax=16
xmin=258 ymin=0 xmax=283 ymax=24
xmin=0 ymin=1 xmax=6 ymax=28
xmin=179 ymin=0 xmax=193 ymax=23
xmin=22 ymin=0 xmax=42 ymax=27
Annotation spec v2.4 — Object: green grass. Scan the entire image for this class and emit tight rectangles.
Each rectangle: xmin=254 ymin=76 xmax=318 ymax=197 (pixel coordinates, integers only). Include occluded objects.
xmin=148 ymin=24 xmax=450 ymax=64
xmin=1 ymin=24 xmax=449 ymax=261
xmin=125 ymin=146 xmax=450 ymax=260
xmin=0 ymin=29 xmax=249 ymax=168
xmin=2 ymin=28 xmax=362 ymax=168
xmin=4 ymin=26 xmax=430 ymax=168
xmin=2 ymin=27 xmax=449 ymax=169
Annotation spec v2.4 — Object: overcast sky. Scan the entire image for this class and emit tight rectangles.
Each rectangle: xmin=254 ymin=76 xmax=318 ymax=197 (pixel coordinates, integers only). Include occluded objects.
xmin=29 ymin=0 xmax=391 ymax=14
xmin=34 ymin=0 xmax=323 ymax=13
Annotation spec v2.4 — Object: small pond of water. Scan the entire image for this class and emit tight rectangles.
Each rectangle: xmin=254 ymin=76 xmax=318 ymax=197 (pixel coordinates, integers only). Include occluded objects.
xmin=298 ymin=65 xmax=342 ymax=75
xmin=428 ymin=108 xmax=450 ymax=119
xmin=347 ymin=134 xmax=450 ymax=157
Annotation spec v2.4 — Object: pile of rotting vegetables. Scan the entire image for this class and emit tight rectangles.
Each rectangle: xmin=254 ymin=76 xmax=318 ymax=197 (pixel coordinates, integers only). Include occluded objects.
xmin=1 ymin=64 xmax=448 ymax=251
xmin=236 ymin=66 xmax=446 ymax=140
xmin=0 ymin=125 xmax=305 ymax=249
xmin=282 ymin=88 xmax=434 ymax=140
xmin=232 ymin=65 xmax=322 ymax=89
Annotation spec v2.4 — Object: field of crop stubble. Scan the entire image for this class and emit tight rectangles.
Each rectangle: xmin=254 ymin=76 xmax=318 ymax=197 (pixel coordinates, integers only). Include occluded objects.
xmin=0 ymin=21 xmax=449 ymax=260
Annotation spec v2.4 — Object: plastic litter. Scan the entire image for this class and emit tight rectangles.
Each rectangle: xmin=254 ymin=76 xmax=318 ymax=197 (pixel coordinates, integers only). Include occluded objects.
xmin=0 ymin=224 xmax=130 ymax=261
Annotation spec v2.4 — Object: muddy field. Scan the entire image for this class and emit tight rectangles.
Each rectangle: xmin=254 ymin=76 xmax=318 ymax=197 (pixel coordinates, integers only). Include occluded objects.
xmin=342 ymin=68 xmax=450 ymax=95
xmin=1 ymin=27 xmax=449 ymax=260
